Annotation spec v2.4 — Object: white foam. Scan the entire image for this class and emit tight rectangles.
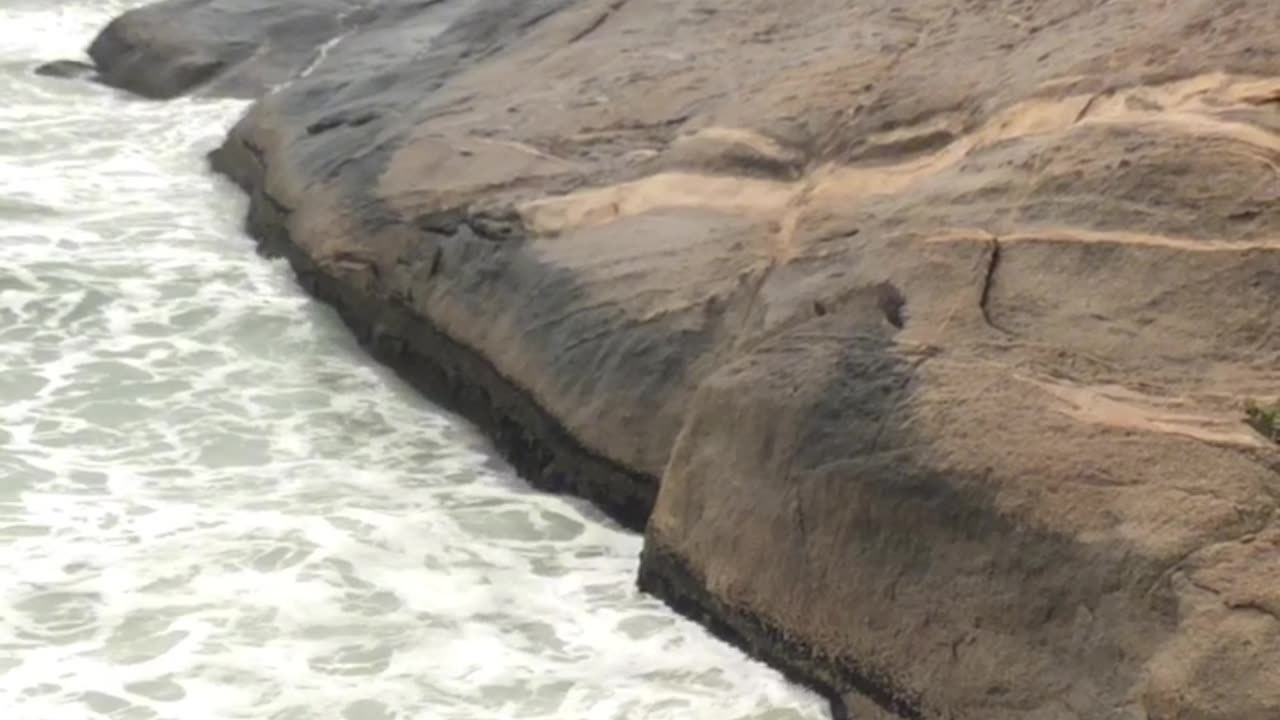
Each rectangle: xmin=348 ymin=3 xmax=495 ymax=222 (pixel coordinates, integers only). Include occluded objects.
xmin=0 ymin=3 xmax=827 ymax=720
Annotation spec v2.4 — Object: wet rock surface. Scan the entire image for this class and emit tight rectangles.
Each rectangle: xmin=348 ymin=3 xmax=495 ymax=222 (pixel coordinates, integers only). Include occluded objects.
xmin=87 ymin=0 xmax=370 ymax=98
xmin=33 ymin=59 xmax=98 ymax=80
xmin=90 ymin=0 xmax=1280 ymax=718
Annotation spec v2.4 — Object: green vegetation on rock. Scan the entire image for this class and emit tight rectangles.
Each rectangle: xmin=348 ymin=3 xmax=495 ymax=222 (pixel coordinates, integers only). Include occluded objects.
xmin=1246 ymin=399 xmax=1280 ymax=443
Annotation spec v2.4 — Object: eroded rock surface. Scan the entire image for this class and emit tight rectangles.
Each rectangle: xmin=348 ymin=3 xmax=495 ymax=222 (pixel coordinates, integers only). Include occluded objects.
xmin=92 ymin=0 xmax=1280 ymax=718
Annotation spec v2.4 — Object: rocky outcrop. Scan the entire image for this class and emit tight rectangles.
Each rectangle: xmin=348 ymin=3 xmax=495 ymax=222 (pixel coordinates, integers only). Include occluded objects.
xmin=90 ymin=1 xmax=1280 ymax=718
xmin=87 ymin=0 xmax=401 ymax=98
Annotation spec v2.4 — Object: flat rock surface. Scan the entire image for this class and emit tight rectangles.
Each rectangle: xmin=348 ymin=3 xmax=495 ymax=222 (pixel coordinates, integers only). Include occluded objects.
xmin=93 ymin=1 xmax=1280 ymax=718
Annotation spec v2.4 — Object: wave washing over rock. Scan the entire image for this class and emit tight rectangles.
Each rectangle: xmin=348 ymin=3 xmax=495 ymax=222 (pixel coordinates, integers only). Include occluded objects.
xmin=43 ymin=0 xmax=1280 ymax=718
xmin=0 ymin=2 xmax=827 ymax=719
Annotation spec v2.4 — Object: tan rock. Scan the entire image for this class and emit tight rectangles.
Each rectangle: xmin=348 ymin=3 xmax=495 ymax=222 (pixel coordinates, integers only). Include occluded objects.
xmin=94 ymin=0 xmax=1280 ymax=716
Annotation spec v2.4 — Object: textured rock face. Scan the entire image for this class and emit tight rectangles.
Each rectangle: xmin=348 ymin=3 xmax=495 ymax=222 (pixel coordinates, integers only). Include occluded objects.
xmin=88 ymin=0 xmax=372 ymax=98
xmin=92 ymin=0 xmax=1280 ymax=718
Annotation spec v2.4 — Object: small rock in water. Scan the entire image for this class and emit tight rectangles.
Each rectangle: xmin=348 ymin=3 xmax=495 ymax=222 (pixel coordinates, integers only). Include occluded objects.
xmin=34 ymin=60 xmax=97 ymax=80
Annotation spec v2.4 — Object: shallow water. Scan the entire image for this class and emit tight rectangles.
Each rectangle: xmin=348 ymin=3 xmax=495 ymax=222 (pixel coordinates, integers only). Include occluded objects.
xmin=0 ymin=3 xmax=827 ymax=719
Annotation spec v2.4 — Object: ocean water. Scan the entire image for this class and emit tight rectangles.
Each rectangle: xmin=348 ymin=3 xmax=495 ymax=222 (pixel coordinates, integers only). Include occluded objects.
xmin=0 ymin=3 xmax=827 ymax=719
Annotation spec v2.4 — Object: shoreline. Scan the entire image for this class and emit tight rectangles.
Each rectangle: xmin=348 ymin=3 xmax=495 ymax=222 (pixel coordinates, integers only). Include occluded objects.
xmin=209 ymin=146 xmax=854 ymax=719
xmin=204 ymin=142 xmax=855 ymax=712
xmin=77 ymin=1 xmax=1280 ymax=718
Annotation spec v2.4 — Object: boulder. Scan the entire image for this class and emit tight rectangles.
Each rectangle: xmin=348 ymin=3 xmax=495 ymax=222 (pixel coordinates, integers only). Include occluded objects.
xmin=95 ymin=0 xmax=1280 ymax=717
xmin=88 ymin=0 xmax=370 ymax=98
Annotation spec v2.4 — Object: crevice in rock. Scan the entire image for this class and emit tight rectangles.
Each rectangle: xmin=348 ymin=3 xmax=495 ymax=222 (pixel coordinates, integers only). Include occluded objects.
xmin=979 ymin=237 xmax=1009 ymax=334
xmin=257 ymin=187 xmax=295 ymax=217
xmin=240 ymin=138 xmax=267 ymax=168
xmin=1073 ymin=91 xmax=1107 ymax=123
xmin=428 ymin=246 xmax=445 ymax=278
xmin=256 ymin=184 xmax=295 ymax=216
xmin=568 ymin=0 xmax=629 ymax=44
xmin=306 ymin=112 xmax=380 ymax=136
xmin=1228 ymin=600 xmax=1280 ymax=623
xmin=414 ymin=207 xmax=470 ymax=235
xmin=467 ymin=208 xmax=527 ymax=243
xmin=846 ymin=128 xmax=958 ymax=164
xmin=518 ymin=4 xmax=569 ymax=32
xmin=876 ymin=281 xmax=906 ymax=329
xmin=1184 ymin=575 xmax=1223 ymax=597
xmin=306 ymin=117 xmax=344 ymax=135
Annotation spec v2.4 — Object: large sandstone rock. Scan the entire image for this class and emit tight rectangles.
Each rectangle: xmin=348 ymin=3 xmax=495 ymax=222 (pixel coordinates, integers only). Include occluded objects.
xmin=93 ymin=0 xmax=1280 ymax=718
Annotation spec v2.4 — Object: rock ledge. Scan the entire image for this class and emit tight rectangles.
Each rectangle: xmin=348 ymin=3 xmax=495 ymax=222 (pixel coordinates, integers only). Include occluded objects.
xmin=85 ymin=1 xmax=1280 ymax=718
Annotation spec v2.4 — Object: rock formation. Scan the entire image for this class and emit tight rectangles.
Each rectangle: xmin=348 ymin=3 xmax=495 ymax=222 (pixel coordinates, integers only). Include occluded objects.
xmin=83 ymin=0 xmax=1280 ymax=717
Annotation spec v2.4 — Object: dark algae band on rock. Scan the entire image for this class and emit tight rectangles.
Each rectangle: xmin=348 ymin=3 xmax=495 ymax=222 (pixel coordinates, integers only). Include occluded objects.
xmin=85 ymin=0 xmax=1280 ymax=718
xmin=224 ymin=161 xmax=660 ymax=532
